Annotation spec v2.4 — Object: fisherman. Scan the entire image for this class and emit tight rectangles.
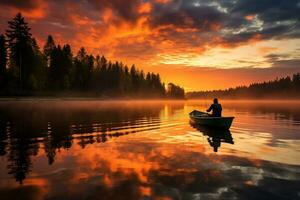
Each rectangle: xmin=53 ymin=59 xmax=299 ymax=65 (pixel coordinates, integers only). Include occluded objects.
xmin=206 ymin=98 xmax=222 ymax=117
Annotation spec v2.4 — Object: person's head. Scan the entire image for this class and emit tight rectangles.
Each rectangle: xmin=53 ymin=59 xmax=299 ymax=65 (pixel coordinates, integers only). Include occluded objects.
xmin=213 ymin=98 xmax=218 ymax=104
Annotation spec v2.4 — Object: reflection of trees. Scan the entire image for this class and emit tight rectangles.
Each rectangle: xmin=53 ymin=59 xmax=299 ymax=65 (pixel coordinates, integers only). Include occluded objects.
xmin=163 ymin=102 xmax=185 ymax=117
xmin=44 ymin=116 xmax=73 ymax=165
xmin=0 ymin=102 xmax=166 ymax=183
xmin=4 ymin=111 xmax=42 ymax=184
xmin=7 ymin=138 xmax=39 ymax=184
xmin=0 ymin=117 xmax=8 ymax=156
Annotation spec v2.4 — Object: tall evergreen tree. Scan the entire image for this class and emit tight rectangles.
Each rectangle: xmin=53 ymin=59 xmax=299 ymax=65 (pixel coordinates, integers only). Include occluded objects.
xmin=167 ymin=83 xmax=185 ymax=98
xmin=43 ymin=35 xmax=56 ymax=57
xmin=74 ymin=47 xmax=91 ymax=90
xmin=29 ymin=38 xmax=47 ymax=90
xmin=0 ymin=34 xmax=7 ymax=87
xmin=292 ymin=73 xmax=300 ymax=91
xmin=48 ymin=44 xmax=73 ymax=90
xmin=6 ymin=13 xmax=33 ymax=88
xmin=130 ymin=64 xmax=139 ymax=92
xmin=91 ymin=55 xmax=101 ymax=91
xmin=98 ymin=56 xmax=108 ymax=92
xmin=43 ymin=35 xmax=56 ymax=66
xmin=61 ymin=44 xmax=73 ymax=89
xmin=5 ymin=13 xmax=46 ymax=91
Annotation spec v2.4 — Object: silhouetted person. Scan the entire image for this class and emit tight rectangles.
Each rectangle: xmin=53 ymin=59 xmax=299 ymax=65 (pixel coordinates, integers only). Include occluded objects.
xmin=206 ymin=98 xmax=222 ymax=117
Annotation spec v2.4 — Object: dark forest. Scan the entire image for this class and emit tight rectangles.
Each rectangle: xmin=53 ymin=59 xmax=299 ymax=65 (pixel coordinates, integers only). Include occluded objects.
xmin=0 ymin=13 xmax=185 ymax=98
xmin=187 ymin=73 xmax=300 ymax=99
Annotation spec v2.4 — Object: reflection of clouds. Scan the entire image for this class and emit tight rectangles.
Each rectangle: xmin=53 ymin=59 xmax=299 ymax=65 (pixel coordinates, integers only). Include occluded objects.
xmin=0 ymin=101 xmax=300 ymax=199
xmin=4 ymin=140 xmax=298 ymax=200
xmin=0 ymin=185 xmax=46 ymax=200
xmin=232 ymin=166 xmax=264 ymax=186
xmin=73 ymin=139 xmax=296 ymax=198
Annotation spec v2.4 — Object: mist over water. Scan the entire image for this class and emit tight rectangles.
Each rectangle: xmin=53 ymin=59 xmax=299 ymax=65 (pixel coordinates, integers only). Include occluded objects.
xmin=0 ymin=100 xmax=300 ymax=200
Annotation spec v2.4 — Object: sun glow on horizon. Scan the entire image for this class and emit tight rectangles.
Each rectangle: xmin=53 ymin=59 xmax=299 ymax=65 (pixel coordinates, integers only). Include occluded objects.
xmin=157 ymin=39 xmax=300 ymax=69
xmin=0 ymin=0 xmax=299 ymax=91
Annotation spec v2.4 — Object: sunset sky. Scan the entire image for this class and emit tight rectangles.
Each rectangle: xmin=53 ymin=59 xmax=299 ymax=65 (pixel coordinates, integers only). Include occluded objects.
xmin=0 ymin=0 xmax=300 ymax=91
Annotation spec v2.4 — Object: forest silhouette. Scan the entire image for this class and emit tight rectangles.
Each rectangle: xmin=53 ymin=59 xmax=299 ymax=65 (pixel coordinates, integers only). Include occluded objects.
xmin=187 ymin=73 xmax=300 ymax=99
xmin=0 ymin=13 xmax=185 ymax=98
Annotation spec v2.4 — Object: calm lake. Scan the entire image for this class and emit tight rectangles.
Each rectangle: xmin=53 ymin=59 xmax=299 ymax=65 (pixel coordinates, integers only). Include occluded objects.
xmin=0 ymin=100 xmax=300 ymax=200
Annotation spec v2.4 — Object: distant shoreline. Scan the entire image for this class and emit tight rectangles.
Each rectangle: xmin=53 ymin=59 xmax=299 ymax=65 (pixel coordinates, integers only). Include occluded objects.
xmin=0 ymin=97 xmax=300 ymax=102
xmin=0 ymin=96 xmax=187 ymax=101
xmin=187 ymin=97 xmax=300 ymax=100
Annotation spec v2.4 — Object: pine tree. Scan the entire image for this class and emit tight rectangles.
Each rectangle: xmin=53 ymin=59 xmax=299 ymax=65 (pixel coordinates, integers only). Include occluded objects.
xmin=167 ymin=83 xmax=185 ymax=98
xmin=74 ymin=47 xmax=91 ymax=90
xmin=0 ymin=34 xmax=7 ymax=87
xmin=30 ymin=38 xmax=47 ymax=90
xmin=99 ymin=56 xmax=108 ymax=91
xmin=48 ymin=44 xmax=73 ymax=90
xmin=6 ymin=13 xmax=33 ymax=88
xmin=130 ymin=64 xmax=138 ymax=92
xmin=43 ymin=35 xmax=56 ymax=67
xmin=61 ymin=44 xmax=73 ymax=89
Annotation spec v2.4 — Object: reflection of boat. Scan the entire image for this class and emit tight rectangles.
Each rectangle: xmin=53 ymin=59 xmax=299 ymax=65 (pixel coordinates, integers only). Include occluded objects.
xmin=189 ymin=110 xmax=234 ymax=129
xmin=190 ymin=122 xmax=234 ymax=152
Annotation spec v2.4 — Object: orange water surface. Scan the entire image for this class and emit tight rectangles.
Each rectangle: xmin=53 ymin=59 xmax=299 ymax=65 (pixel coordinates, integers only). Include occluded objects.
xmin=0 ymin=100 xmax=299 ymax=200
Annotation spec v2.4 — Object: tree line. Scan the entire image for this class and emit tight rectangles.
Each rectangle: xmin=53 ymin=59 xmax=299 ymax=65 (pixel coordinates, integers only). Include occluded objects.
xmin=187 ymin=73 xmax=300 ymax=99
xmin=167 ymin=83 xmax=185 ymax=99
xmin=0 ymin=13 xmax=185 ymax=98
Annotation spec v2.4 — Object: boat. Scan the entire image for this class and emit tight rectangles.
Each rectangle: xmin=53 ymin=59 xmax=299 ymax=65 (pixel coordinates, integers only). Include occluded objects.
xmin=189 ymin=110 xmax=234 ymax=129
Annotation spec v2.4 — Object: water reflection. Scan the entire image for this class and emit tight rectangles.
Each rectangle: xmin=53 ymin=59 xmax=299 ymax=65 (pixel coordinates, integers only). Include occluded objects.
xmin=190 ymin=123 xmax=234 ymax=152
xmin=224 ymin=101 xmax=300 ymax=122
xmin=0 ymin=101 xmax=168 ymax=184
xmin=0 ymin=100 xmax=299 ymax=200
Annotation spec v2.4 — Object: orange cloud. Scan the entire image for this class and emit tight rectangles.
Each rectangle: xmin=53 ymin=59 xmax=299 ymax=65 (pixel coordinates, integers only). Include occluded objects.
xmin=245 ymin=14 xmax=255 ymax=21
xmin=154 ymin=0 xmax=172 ymax=4
xmin=138 ymin=2 xmax=152 ymax=14
xmin=9 ymin=0 xmax=47 ymax=20
xmin=258 ymin=47 xmax=278 ymax=55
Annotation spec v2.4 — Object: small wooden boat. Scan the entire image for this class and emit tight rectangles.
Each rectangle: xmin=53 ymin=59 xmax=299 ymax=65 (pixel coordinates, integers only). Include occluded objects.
xmin=189 ymin=110 xmax=234 ymax=129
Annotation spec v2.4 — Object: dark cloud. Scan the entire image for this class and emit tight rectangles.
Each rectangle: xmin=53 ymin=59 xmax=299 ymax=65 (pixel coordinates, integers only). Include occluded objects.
xmin=265 ymin=53 xmax=300 ymax=68
xmin=0 ymin=0 xmax=39 ymax=10
xmin=224 ymin=0 xmax=300 ymax=41
xmin=265 ymin=54 xmax=282 ymax=62
xmin=150 ymin=0 xmax=225 ymax=31
xmin=231 ymin=0 xmax=300 ymax=22
xmin=272 ymin=59 xmax=300 ymax=68
xmin=144 ymin=0 xmax=300 ymax=49
xmin=87 ymin=0 xmax=142 ymax=23
xmin=1 ymin=0 xmax=300 ymax=44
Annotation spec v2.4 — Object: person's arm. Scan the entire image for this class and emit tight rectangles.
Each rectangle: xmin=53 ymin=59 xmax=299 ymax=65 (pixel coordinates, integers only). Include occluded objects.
xmin=207 ymin=105 xmax=213 ymax=112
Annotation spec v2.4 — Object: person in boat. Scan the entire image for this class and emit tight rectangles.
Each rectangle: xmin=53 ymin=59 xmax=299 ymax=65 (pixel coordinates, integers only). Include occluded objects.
xmin=206 ymin=98 xmax=222 ymax=117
